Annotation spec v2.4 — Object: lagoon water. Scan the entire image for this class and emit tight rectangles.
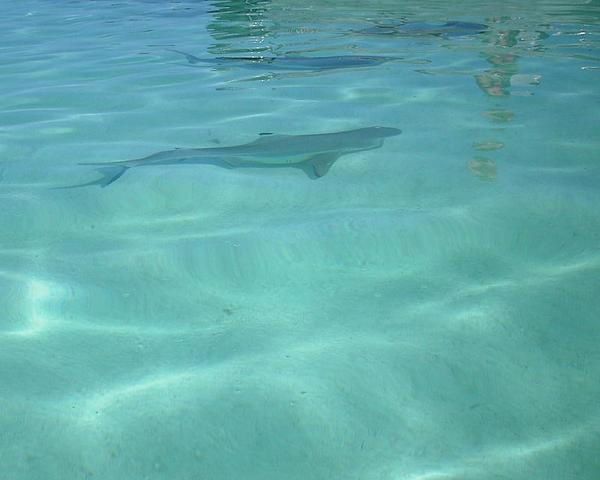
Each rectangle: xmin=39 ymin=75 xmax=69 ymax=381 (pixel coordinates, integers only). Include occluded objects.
xmin=1 ymin=0 xmax=600 ymax=478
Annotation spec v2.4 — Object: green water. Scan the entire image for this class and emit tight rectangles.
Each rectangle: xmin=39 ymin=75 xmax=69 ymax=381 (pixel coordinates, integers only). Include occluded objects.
xmin=1 ymin=0 xmax=599 ymax=478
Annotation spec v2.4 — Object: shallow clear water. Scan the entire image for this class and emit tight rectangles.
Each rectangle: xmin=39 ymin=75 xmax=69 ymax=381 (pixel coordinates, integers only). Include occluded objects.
xmin=1 ymin=0 xmax=600 ymax=478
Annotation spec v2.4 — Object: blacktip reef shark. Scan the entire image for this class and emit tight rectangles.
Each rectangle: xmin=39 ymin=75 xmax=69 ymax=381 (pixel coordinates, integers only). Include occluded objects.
xmin=357 ymin=20 xmax=488 ymax=37
xmin=169 ymin=49 xmax=400 ymax=71
xmin=65 ymin=126 xmax=401 ymax=188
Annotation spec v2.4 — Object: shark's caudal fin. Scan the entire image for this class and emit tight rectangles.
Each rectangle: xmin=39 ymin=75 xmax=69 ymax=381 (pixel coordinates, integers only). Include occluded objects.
xmin=54 ymin=165 xmax=129 ymax=189
xmin=91 ymin=165 xmax=130 ymax=187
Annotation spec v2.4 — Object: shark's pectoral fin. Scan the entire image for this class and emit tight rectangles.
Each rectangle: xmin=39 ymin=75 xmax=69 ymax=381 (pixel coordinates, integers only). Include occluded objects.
xmin=302 ymin=153 xmax=340 ymax=179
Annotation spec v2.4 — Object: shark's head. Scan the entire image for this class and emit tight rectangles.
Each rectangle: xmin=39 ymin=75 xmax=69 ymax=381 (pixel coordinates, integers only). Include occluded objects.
xmin=367 ymin=126 xmax=403 ymax=138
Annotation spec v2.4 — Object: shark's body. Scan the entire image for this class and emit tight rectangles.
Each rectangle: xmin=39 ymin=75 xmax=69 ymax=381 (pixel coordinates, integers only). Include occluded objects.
xmin=70 ymin=126 xmax=401 ymax=188
xmin=170 ymin=49 xmax=399 ymax=71
xmin=358 ymin=21 xmax=488 ymax=38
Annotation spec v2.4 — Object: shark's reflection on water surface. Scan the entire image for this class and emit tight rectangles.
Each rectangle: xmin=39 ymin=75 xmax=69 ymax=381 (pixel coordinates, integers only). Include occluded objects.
xmin=355 ymin=20 xmax=489 ymax=38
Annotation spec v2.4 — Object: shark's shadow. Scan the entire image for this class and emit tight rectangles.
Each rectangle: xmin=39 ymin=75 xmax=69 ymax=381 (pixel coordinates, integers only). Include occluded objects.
xmin=63 ymin=126 xmax=401 ymax=188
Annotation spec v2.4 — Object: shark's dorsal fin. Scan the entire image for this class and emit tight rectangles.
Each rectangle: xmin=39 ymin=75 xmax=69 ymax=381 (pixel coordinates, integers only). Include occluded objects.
xmin=247 ymin=134 xmax=292 ymax=146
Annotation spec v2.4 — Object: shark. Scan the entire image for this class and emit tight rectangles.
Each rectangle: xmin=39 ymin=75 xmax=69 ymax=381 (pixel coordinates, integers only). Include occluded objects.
xmin=169 ymin=49 xmax=400 ymax=71
xmin=357 ymin=21 xmax=488 ymax=38
xmin=66 ymin=126 xmax=401 ymax=188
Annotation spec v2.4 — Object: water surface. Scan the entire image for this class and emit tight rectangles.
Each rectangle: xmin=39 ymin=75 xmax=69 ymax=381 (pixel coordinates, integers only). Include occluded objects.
xmin=1 ymin=1 xmax=599 ymax=479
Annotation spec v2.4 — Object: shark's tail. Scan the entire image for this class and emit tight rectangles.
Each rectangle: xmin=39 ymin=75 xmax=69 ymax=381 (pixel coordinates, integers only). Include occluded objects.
xmin=54 ymin=165 xmax=130 ymax=189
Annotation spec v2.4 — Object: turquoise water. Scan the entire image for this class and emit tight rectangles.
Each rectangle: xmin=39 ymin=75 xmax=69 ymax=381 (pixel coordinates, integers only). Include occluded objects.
xmin=1 ymin=0 xmax=600 ymax=478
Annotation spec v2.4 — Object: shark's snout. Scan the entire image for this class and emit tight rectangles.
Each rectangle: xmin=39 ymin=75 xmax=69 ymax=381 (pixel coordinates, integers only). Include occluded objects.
xmin=372 ymin=126 xmax=402 ymax=137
